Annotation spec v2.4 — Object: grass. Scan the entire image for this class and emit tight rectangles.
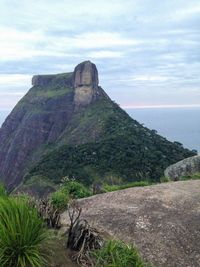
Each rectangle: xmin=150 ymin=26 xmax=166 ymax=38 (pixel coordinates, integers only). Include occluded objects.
xmin=0 ymin=196 xmax=50 ymax=267
xmin=159 ymin=176 xmax=171 ymax=183
xmin=103 ymin=181 xmax=151 ymax=192
xmin=35 ymin=86 xmax=72 ymax=98
xmin=93 ymin=240 xmax=150 ymax=267
xmin=180 ymin=172 xmax=200 ymax=181
xmin=0 ymin=183 xmax=7 ymax=197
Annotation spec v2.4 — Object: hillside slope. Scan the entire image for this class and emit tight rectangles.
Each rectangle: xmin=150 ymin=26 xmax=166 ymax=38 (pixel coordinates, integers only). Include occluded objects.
xmin=0 ymin=61 xmax=195 ymax=191
xmin=61 ymin=180 xmax=200 ymax=267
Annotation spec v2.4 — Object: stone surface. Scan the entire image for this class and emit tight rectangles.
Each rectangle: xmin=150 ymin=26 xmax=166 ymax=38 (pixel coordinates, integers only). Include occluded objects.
xmin=73 ymin=61 xmax=99 ymax=88
xmin=73 ymin=61 xmax=100 ymax=107
xmin=164 ymin=155 xmax=200 ymax=180
xmin=61 ymin=180 xmax=200 ymax=267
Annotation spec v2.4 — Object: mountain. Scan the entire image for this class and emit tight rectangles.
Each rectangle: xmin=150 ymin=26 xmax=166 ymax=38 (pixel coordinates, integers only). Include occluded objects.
xmin=0 ymin=61 xmax=195 ymax=193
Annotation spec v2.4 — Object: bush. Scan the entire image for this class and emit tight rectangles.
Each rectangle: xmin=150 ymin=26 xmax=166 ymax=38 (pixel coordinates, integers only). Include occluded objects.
xmin=50 ymin=190 xmax=69 ymax=210
xmin=50 ymin=180 xmax=91 ymax=210
xmin=160 ymin=176 xmax=171 ymax=183
xmin=93 ymin=240 xmax=149 ymax=267
xmin=0 ymin=196 xmax=50 ymax=267
xmin=62 ymin=180 xmax=91 ymax=199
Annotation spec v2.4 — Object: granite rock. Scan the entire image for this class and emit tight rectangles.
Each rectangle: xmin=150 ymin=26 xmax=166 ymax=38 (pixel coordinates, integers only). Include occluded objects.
xmin=164 ymin=155 xmax=200 ymax=180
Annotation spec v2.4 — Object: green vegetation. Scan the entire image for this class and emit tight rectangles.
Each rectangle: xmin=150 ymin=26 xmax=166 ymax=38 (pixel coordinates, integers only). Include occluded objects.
xmin=50 ymin=179 xmax=91 ymax=210
xmin=34 ymin=86 xmax=72 ymax=98
xmin=180 ymin=172 xmax=200 ymax=181
xmin=25 ymin=99 xmax=195 ymax=188
xmin=103 ymin=181 xmax=151 ymax=192
xmin=50 ymin=190 xmax=69 ymax=210
xmin=14 ymin=72 xmax=74 ymax=119
xmin=0 ymin=196 xmax=50 ymax=267
xmin=93 ymin=240 xmax=149 ymax=267
xmin=61 ymin=178 xmax=91 ymax=198
xmin=0 ymin=183 xmax=7 ymax=197
xmin=160 ymin=172 xmax=200 ymax=183
xmin=159 ymin=176 xmax=171 ymax=183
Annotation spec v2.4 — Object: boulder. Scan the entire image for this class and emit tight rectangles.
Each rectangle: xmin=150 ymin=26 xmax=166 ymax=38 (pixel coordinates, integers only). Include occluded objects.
xmin=164 ymin=155 xmax=200 ymax=180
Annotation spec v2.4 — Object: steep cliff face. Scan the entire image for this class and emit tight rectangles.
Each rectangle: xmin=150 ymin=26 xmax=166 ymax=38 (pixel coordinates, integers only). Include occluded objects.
xmin=0 ymin=61 xmax=108 ymax=189
xmin=0 ymin=61 xmax=196 ymax=191
xmin=73 ymin=61 xmax=108 ymax=108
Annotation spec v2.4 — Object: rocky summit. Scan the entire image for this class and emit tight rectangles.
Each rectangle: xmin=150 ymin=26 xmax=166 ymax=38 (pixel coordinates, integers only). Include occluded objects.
xmin=0 ymin=61 xmax=196 ymax=193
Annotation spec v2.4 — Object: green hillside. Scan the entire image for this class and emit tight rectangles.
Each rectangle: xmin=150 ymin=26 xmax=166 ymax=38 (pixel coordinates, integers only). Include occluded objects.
xmin=24 ymin=98 xmax=195 ymax=188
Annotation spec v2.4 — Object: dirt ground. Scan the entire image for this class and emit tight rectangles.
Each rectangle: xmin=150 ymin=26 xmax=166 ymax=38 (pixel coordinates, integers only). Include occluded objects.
xmin=61 ymin=180 xmax=200 ymax=267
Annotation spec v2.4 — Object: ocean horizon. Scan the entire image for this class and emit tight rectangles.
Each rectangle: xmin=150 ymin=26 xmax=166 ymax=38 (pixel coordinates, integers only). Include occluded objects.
xmin=126 ymin=107 xmax=200 ymax=153
xmin=0 ymin=107 xmax=199 ymax=153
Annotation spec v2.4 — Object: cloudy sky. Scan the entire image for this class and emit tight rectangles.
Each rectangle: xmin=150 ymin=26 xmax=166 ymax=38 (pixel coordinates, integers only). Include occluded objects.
xmin=0 ymin=0 xmax=200 ymax=110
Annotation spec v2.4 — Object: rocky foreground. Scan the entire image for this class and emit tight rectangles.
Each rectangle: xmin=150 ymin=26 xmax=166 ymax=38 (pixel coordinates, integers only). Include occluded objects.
xmin=61 ymin=180 xmax=200 ymax=267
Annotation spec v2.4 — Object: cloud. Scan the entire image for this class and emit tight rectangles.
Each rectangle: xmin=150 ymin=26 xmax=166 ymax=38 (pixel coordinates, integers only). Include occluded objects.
xmin=120 ymin=75 xmax=169 ymax=82
xmin=172 ymin=4 xmax=200 ymax=21
xmin=0 ymin=74 xmax=32 ymax=86
xmin=0 ymin=0 xmax=199 ymax=110
xmin=0 ymin=27 xmax=140 ymax=61
xmin=0 ymin=92 xmax=24 ymax=96
xmin=87 ymin=50 xmax=124 ymax=59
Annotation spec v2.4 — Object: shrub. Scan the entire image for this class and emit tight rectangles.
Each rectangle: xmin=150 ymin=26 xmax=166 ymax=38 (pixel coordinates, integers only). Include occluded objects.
xmin=0 ymin=196 xmax=50 ymax=267
xmin=50 ymin=190 xmax=69 ymax=210
xmin=50 ymin=180 xmax=91 ymax=210
xmin=160 ymin=176 xmax=171 ymax=183
xmin=61 ymin=180 xmax=91 ymax=199
xmin=93 ymin=240 xmax=149 ymax=267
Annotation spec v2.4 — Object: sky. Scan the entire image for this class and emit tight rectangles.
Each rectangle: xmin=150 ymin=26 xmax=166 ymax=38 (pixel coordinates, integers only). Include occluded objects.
xmin=0 ymin=0 xmax=200 ymax=110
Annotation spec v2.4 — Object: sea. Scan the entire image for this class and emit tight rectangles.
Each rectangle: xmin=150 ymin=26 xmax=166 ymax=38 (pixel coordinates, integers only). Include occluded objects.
xmin=0 ymin=108 xmax=199 ymax=153
xmin=126 ymin=107 xmax=200 ymax=154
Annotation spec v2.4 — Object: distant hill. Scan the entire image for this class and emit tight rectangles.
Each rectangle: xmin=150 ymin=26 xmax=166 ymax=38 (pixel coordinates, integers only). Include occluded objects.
xmin=0 ymin=61 xmax=195 ymax=193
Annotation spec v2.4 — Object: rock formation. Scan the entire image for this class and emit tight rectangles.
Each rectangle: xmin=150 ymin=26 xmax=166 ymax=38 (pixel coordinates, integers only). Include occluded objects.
xmin=73 ymin=61 xmax=108 ymax=108
xmin=164 ymin=155 xmax=200 ymax=180
xmin=60 ymin=180 xmax=200 ymax=267
xmin=0 ymin=61 xmax=106 ymax=189
xmin=0 ymin=61 xmax=196 ymax=191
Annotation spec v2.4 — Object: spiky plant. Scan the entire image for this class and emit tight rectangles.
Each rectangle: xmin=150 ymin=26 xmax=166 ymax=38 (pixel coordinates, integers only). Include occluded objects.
xmin=93 ymin=240 xmax=150 ymax=267
xmin=0 ymin=183 xmax=7 ymax=197
xmin=0 ymin=196 xmax=50 ymax=267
